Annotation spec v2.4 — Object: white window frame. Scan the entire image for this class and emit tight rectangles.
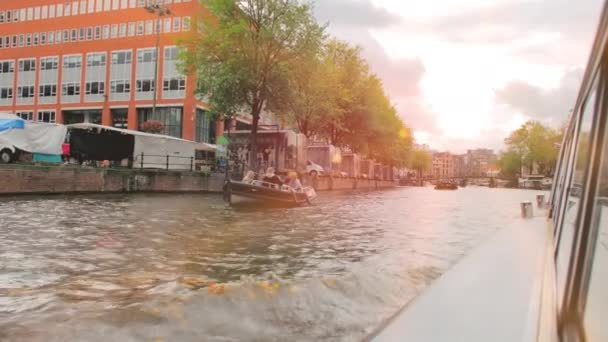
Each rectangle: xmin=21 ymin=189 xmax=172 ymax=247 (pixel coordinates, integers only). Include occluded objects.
xmin=37 ymin=111 xmax=56 ymax=123
xmin=103 ymin=25 xmax=110 ymax=39
xmin=128 ymin=22 xmax=135 ymax=37
xmin=173 ymin=17 xmax=181 ymax=32
xmin=183 ymin=16 xmax=191 ymax=31
xmin=119 ymin=23 xmax=127 ymax=37
xmin=111 ymin=49 xmax=132 ymax=65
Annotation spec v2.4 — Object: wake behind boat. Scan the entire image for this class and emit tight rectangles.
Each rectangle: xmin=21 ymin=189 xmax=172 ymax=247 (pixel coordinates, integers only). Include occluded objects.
xmin=224 ymin=179 xmax=317 ymax=206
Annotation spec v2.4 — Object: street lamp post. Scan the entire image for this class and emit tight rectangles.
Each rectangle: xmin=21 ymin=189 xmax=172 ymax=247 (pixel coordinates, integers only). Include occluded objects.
xmin=145 ymin=1 xmax=171 ymax=121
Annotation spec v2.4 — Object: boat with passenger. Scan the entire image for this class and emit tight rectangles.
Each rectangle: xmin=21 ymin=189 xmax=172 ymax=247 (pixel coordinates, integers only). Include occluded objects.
xmin=224 ymin=169 xmax=317 ymax=206
xmin=225 ymin=179 xmax=317 ymax=206
xmin=370 ymin=2 xmax=608 ymax=341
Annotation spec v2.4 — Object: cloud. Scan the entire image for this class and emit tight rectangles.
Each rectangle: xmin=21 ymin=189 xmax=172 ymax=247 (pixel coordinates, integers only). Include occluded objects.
xmin=495 ymin=68 xmax=584 ymax=124
xmin=314 ymin=1 xmax=428 ymax=130
xmin=417 ymin=0 xmax=602 ymax=45
xmin=313 ymin=0 xmax=402 ymax=28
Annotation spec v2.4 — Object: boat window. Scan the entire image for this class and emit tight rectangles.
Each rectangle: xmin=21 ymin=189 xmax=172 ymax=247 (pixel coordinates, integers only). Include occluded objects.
xmin=553 ymin=125 xmax=576 ymax=230
xmin=556 ymin=76 xmax=598 ymax=310
xmin=583 ymin=113 xmax=608 ymax=341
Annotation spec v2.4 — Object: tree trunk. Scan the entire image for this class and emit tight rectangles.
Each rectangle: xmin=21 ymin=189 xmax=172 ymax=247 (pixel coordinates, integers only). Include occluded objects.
xmin=249 ymin=113 xmax=260 ymax=171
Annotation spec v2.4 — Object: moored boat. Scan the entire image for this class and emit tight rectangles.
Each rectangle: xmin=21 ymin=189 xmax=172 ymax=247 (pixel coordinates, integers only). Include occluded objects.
xmin=224 ymin=180 xmax=317 ymax=206
xmin=434 ymin=181 xmax=458 ymax=190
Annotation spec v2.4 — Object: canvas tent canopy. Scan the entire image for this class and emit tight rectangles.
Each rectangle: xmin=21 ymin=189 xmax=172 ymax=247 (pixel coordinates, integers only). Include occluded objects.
xmin=0 ymin=113 xmax=66 ymax=155
xmin=66 ymin=123 xmax=216 ymax=170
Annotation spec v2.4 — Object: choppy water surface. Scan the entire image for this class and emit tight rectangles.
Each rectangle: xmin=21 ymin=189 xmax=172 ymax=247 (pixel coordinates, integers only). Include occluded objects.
xmin=0 ymin=187 xmax=540 ymax=341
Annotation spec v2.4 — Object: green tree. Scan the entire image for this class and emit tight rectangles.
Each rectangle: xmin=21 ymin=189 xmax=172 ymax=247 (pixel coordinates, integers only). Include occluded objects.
xmin=498 ymin=150 xmax=522 ymax=177
xmin=182 ymin=0 xmax=325 ymax=168
xmin=502 ymin=120 xmax=562 ymax=176
xmin=409 ymin=149 xmax=432 ymax=184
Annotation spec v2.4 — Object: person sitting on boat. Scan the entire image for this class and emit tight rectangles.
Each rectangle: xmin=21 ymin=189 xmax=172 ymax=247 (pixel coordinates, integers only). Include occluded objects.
xmin=242 ymin=170 xmax=256 ymax=184
xmin=262 ymin=167 xmax=283 ymax=187
xmin=285 ymin=171 xmax=303 ymax=192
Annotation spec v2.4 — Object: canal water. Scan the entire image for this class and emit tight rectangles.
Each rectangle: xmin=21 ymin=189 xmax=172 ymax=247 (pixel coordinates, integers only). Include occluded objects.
xmin=0 ymin=187 xmax=542 ymax=341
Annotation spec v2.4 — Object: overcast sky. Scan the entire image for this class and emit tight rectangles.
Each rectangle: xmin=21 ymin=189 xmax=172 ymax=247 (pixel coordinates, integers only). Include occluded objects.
xmin=313 ymin=0 xmax=604 ymax=153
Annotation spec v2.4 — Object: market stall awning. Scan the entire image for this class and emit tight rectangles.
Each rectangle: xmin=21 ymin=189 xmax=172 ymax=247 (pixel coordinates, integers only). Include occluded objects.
xmin=0 ymin=113 xmax=25 ymax=132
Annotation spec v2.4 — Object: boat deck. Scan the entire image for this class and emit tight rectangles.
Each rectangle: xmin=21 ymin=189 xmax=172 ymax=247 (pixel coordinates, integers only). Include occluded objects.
xmin=370 ymin=213 xmax=551 ymax=342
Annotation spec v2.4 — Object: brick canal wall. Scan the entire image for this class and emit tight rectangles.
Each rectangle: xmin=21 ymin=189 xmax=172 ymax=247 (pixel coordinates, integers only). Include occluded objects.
xmin=0 ymin=164 xmax=224 ymax=195
xmin=0 ymin=165 xmax=395 ymax=195
xmin=307 ymin=176 xmax=396 ymax=191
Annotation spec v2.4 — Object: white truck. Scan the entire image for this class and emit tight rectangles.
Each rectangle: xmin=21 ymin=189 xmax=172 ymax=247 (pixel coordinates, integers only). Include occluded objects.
xmin=0 ymin=113 xmax=67 ymax=163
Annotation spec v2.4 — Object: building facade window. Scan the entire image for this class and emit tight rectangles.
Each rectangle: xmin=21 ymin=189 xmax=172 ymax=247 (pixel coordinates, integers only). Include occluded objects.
xmin=18 ymin=59 xmax=36 ymax=72
xmin=145 ymin=20 xmax=153 ymax=35
xmin=136 ymin=79 xmax=155 ymax=92
xmin=138 ymin=107 xmax=183 ymax=138
xmin=0 ymin=87 xmax=13 ymax=100
xmin=103 ymin=25 xmax=110 ymax=39
xmin=173 ymin=17 xmax=180 ymax=32
xmin=63 ymin=55 xmax=82 ymax=68
xmin=17 ymin=86 xmax=35 ymax=99
xmin=110 ymin=79 xmax=130 ymax=93
xmin=40 ymin=57 xmax=58 ymax=70
xmin=62 ymin=82 xmax=81 ymax=96
xmin=163 ymin=78 xmax=185 ymax=91
xmin=0 ymin=61 xmax=14 ymax=73
xmin=137 ymin=48 xmax=156 ymax=63
xmin=85 ymin=81 xmax=105 ymax=95
xmin=128 ymin=22 xmax=135 ymax=36
xmin=37 ymin=111 xmax=56 ymax=123
xmin=195 ymin=109 xmax=212 ymax=143
xmin=86 ymin=53 xmax=106 ymax=67
xmin=16 ymin=111 xmax=33 ymax=121
xmin=39 ymin=84 xmax=57 ymax=97
xmin=112 ymin=50 xmax=132 ymax=64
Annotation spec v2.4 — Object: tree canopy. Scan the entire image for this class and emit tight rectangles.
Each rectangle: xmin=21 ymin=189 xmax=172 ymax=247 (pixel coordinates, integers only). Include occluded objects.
xmin=182 ymin=0 xmax=325 ymax=167
xmin=182 ymin=0 xmax=413 ymax=169
xmin=498 ymin=121 xmax=562 ymax=176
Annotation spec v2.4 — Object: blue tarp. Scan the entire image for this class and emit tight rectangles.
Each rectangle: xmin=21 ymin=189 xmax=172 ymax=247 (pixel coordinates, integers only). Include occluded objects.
xmin=33 ymin=153 xmax=62 ymax=163
xmin=0 ymin=118 xmax=25 ymax=132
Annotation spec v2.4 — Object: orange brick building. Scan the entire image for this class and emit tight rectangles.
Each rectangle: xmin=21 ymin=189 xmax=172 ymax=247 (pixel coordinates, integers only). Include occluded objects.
xmin=0 ymin=0 xmax=222 ymax=142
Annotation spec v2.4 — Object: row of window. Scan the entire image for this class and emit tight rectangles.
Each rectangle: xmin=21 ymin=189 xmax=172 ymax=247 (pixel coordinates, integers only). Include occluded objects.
xmin=0 ymin=47 xmax=180 ymax=74
xmin=0 ymin=0 xmax=190 ymax=24
xmin=0 ymin=78 xmax=185 ymax=99
xmin=14 ymin=110 xmax=56 ymax=123
xmin=0 ymin=16 xmax=191 ymax=49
